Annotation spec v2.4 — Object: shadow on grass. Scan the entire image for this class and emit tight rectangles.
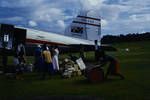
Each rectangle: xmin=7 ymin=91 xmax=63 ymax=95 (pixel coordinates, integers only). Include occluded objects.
xmin=73 ymin=78 xmax=122 ymax=86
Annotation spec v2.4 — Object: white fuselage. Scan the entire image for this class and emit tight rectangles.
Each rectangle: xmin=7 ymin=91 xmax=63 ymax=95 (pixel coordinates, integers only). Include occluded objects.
xmin=24 ymin=27 xmax=95 ymax=46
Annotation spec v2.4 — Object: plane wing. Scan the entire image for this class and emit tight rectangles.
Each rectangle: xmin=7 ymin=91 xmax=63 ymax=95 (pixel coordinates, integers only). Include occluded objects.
xmin=23 ymin=27 xmax=117 ymax=52
xmin=25 ymin=27 xmax=94 ymax=46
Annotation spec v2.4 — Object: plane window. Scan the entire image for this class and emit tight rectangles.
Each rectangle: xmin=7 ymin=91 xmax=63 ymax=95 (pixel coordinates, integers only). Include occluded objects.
xmin=71 ymin=27 xmax=83 ymax=34
xmin=4 ymin=34 xmax=9 ymax=42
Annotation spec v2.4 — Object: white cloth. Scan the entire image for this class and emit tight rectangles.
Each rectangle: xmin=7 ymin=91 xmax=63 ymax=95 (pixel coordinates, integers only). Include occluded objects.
xmin=52 ymin=48 xmax=59 ymax=70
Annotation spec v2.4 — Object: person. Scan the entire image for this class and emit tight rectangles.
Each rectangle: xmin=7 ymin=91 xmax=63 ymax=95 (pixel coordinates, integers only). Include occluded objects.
xmin=94 ymin=40 xmax=99 ymax=61
xmin=104 ymin=55 xmax=125 ymax=80
xmin=13 ymin=53 xmax=20 ymax=80
xmin=34 ymin=45 xmax=43 ymax=72
xmin=98 ymin=49 xmax=125 ymax=80
xmin=18 ymin=44 xmax=26 ymax=64
xmin=52 ymin=46 xmax=60 ymax=73
xmin=41 ymin=44 xmax=53 ymax=79
xmin=79 ymin=44 xmax=85 ymax=60
xmin=16 ymin=43 xmax=26 ymax=80
xmin=2 ymin=47 xmax=8 ymax=73
xmin=17 ymin=43 xmax=26 ymax=57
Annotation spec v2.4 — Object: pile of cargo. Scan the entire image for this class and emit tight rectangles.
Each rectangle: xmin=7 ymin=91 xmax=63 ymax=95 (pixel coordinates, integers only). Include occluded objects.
xmin=59 ymin=57 xmax=104 ymax=83
xmin=60 ymin=58 xmax=82 ymax=78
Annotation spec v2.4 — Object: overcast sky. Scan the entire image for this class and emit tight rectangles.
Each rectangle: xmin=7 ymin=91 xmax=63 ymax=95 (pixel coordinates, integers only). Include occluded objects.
xmin=0 ymin=0 xmax=150 ymax=36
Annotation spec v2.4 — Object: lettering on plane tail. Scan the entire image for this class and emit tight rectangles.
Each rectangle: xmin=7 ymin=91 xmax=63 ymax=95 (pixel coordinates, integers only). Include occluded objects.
xmin=65 ymin=11 xmax=101 ymax=42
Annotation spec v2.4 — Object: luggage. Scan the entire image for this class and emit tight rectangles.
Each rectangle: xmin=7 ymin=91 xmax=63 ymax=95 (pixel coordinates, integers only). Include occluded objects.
xmin=85 ymin=67 xmax=104 ymax=83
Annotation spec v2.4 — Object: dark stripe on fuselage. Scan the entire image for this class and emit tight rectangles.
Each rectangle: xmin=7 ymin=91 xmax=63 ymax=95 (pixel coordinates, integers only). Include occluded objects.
xmin=77 ymin=15 xmax=101 ymax=21
xmin=72 ymin=21 xmax=100 ymax=27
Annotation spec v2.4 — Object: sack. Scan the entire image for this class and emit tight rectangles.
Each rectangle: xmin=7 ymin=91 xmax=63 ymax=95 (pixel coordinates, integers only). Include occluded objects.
xmin=76 ymin=58 xmax=86 ymax=70
xmin=62 ymin=70 xmax=72 ymax=78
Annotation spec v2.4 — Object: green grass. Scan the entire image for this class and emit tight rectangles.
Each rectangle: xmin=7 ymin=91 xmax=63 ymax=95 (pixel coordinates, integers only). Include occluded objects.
xmin=0 ymin=41 xmax=150 ymax=100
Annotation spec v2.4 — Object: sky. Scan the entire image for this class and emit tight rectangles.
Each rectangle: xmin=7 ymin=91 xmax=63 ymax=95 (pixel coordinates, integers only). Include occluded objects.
xmin=0 ymin=0 xmax=150 ymax=36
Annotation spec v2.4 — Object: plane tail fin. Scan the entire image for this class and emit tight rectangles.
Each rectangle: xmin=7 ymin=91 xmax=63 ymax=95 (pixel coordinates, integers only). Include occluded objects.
xmin=65 ymin=11 xmax=101 ymax=42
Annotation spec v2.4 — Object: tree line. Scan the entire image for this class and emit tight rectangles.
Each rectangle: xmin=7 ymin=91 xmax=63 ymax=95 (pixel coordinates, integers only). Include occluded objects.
xmin=101 ymin=32 xmax=150 ymax=44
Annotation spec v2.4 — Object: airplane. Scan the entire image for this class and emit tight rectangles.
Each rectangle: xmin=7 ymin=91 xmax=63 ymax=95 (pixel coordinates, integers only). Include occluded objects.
xmin=0 ymin=11 xmax=116 ymax=55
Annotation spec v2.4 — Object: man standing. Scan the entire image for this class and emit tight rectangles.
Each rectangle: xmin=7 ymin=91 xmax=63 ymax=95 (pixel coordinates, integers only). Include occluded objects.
xmin=42 ymin=44 xmax=53 ymax=79
xmin=34 ymin=45 xmax=43 ymax=72
xmin=16 ymin=43 xmax=26 ymax=80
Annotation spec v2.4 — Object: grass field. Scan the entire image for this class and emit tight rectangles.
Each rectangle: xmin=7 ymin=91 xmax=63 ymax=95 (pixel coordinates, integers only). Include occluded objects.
xmin=0 ymin=41 xmax=150 ymax=100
